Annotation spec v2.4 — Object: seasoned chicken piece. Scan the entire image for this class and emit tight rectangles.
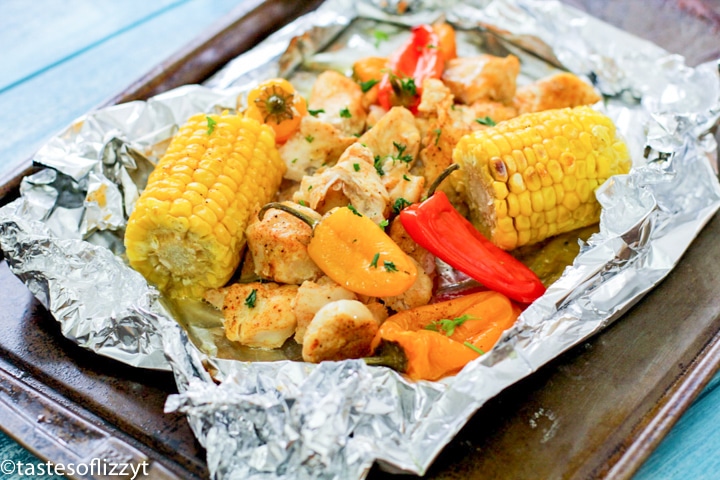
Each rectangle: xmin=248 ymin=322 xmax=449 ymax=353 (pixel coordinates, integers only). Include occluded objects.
xmin=206 ymin=282 xmax=298 ymax=349
xmin=293 ymin=143 xmax=390 ymax=224
xmin=293 ymin=277 xmax=357 ymax=344
xmin=468 ymin=100 xmax=518 ymax=124
xmin=360 ymin=107 xmax=421 ymax=161
xmin=381 ymin=258 xmax=433 ymax=312
xmin=366 ymin=104 xmax=388 ymax=128
xmin=412 ymin=80 xmax=472 ymax=210
xmin=388 ymin=217 xmax=436 ymax=276
xmin=279 ymin=116 xmax=356 ymax=182
xmin=359 ymin=106 xmax=425 ymax=204
xmin=309 ymin=70 xmax=367 ymax=136
xmin=513 ymin=72 xmax=601 ymax=114
xmin=441 ymin=54 xmax=520 ymax=105
xmin=245 ymin=201 xmax=323 ymax=285
xmin=302 ymin=299 xmax=379 ymax=363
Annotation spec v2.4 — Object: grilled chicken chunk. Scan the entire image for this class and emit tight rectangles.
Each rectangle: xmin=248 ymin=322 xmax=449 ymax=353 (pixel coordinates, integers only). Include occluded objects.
xmin=205 ymin=282 xmax=298 ymax=349
xmin=245 ymin=202 xmax=323 ymax=285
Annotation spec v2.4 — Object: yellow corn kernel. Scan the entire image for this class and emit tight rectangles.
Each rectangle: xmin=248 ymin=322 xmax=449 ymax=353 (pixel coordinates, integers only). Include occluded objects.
xmin=453 ymin=106 xmax=631 ymax=250
xmin=125 ymin=112 xmax=285 ymax=299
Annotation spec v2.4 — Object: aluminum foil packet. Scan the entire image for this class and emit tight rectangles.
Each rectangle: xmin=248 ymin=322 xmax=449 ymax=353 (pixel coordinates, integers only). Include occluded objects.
xmin=1 ymin=0 xmax=720 ymax=478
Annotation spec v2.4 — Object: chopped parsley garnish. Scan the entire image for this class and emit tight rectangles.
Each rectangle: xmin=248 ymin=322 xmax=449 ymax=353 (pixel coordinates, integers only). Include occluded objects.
xmin=298 ymin=199 xmax=307 ymax=207
xmin=393 ymin=142 xmax=413 ymax=163
xmin=424 ymin=314 xmax=474 ymax=336
xmin=383 ymin=261 xmax=398 ymax=272
xmin=475 ymin=116 xmax=496 ymax=126
xmin=353 ymin=163 xmax=361 ymax=172
xmin=392 ymin=197 xmax=411 ymax=213
xmin=339 ymin=107 xmax=352 ymax=118
xmin=291 ymin=158 xmax=298 ymax=164
xmin=403 ymin=174 xmax=411 ymax=182
xmin=464 ymin=342 xmax=485 ymax=355
xmin=379 ymin=219 xmax=389 ymax=229
xmin=305 ymin=134 xmax=315 ymax=143
xmin=307 ymin=185 xmax=313 ymax=191
xmin=370 ymin=252 xmax=380 ymax=268
xmin=399 ymin=77 xmax=417 ymax=96
xmin=308 ymin=108 xmax=325 ymax=117
xmin=244 ymin=289 xmax=257 ymax=308
xmin=433 ymin=128 xmax=442 ymax=146
xmin=372 ymin=30 xmax=389 ymax=48
xmin=347 ymin=204 xmax=362 ymax=216
xmin=360 ymin=79 xmax=379 ymax=92
xmin=206 ymin=116 xmax=217 ymax=135
xmin=373 ymin=155 xmax=385 ymax=176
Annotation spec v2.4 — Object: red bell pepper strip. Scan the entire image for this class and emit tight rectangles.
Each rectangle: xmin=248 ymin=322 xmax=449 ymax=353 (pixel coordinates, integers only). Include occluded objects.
xmin=399 ymin=190 xmax=546 ymax=304
xmin=377 ymin=24 xmax=444 ymax=112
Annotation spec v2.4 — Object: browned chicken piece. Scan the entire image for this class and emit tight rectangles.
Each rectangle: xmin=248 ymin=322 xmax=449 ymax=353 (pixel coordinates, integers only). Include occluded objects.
xmin=278 ymin=116 xmax=356 ymax=182
xmin=293 ymin=277 xmax=357 ymax=344
xmin=245 ymin=201 xmax=323 ymax=285
xmin=301 ymin=299 xmax=379 ymax=363
xmin=309 ymin=70 xmax=367 ymax=136
xmin=366 ymin=104 xmax=388 ymax=128
xmin=381 ymin=258 xmax=434 ymax=311
xmin=388 ymin=217 xmax=436 ymax=276
xmin=293 ymin=143 xmax=390 ymax=224
xmin=513 ymin=72 xmax=601 ymax=114
xmin=205 ymin=282 xmax=298 ymax=349
xmin=360 ymin=107 xmax=421 ymax=160
xmin=441 ymin=54 xmax=520 ymax=105
xmin=468 ymin=100 xmax=519 ymax=124
xmin=359 ymin=106 xmax=426 ymax=204
xmin=364 ymin=300 xmax=389 ymax=323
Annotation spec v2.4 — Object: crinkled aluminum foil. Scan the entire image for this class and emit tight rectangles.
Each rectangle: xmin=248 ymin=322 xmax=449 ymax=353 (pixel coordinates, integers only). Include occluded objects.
xmin=1 ymin=0 xmax=720 ymax=478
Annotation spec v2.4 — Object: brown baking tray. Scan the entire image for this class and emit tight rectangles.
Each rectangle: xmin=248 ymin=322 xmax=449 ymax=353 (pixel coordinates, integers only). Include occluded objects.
xmin=2 ymin=1 xmax=720 ymax=479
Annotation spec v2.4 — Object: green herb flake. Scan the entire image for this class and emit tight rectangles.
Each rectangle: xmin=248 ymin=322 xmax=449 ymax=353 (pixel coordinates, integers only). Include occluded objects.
xmin=475 ymin=116 xmax=496 ymax=126
xmin=307 ymin=185 xmax=313 ymax=191
xmin=360 ymin=79 xmax=379 ymax=92
xmin=403 ymin=174 xmax=411 ymax=182
xmin=339 ymin=107 xmax=352 ymax=118
xmin=383 ymin=261 xmax=398 ymax=272
xmin=244 ymin=289 xmax=257 ymax=308
xmin=379 ymin=219 xmax=389 ymax=229
xmin=399 ymin=77 xmax=417 ymax=96
xmin=433 ymin=128 xmax=442 ymax=146
xmin=291 ymin=158 xmax=298 ymax=164
xmin=393 ymin=142 xmax=413 ymax=163
xmin=353 ymin=163 xmax=361 ymax=172
xmin=305 ymin=134 xmax=315 ymax=143
xmin=373 ymin=155 xmax=385 ymax=176
xmin=206 ymin=116 xmax=217 ymax=135
xmin=308 ymin=108 xmax=325 ymax=117
xmin=424 ymin=314 xmax=474 ymax=337
xmin=464 ymin=342 xmax=485 ymax=355
xmin=372 ymin=30 xmax=389 ymax=48
xmin=298 ymin=199 xmax=307 ymax=207
xmin=370 ymin=252 xmax=380 ymax=268
xmin=392 ymin=197 xmax=411 ymax=213
xmin=347 ymin=204 xmax=362 ymax=216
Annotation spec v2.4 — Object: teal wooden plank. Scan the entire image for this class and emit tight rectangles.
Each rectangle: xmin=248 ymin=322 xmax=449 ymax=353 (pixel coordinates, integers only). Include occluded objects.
xmin=0 ymin=0 xmax=184 ymax=92
xmin=0 ymin=431 xmax=64 ymax=479
xmin=634 ymin=370 xmax=720 ymax=479
xmin=0 ymin=0 xmax=245 ymax=180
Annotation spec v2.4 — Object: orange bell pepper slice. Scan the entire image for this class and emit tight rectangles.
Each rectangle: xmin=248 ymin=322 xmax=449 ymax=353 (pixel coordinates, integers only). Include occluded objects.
xmin=369 ymin=291 xmax=521 ymax=381
xmin=259 ymin=204 xmax=417 ymax=297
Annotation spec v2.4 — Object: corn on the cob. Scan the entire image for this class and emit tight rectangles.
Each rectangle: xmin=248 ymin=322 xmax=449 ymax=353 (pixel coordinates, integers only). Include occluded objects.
xmin=124 ymin=112 xmax=285 ymax=299
xmin=452 ymin=106 xmax=631 ymax=250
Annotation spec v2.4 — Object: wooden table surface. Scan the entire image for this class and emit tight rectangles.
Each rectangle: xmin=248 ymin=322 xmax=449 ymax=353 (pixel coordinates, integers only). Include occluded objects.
xmin=2 ymin=1 xmax=720 ymax=479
